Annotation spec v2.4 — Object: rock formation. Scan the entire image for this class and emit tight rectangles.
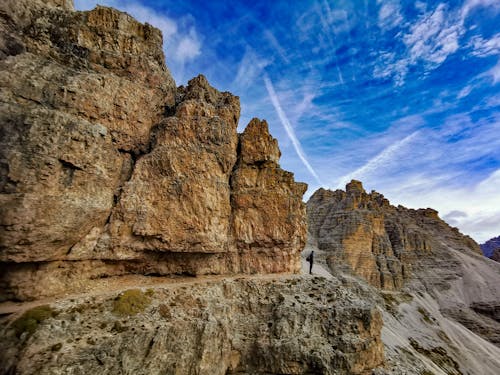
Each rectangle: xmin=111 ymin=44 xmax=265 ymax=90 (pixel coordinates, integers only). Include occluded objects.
xmin=0 ymin=0 xmax=306 ymax=302
xmin=3 ymin=1 xmax=500 ymax=375
xmin=480 ymin=235 xmax=500 ymax=258
xmin=307 ymin=180 xmax=480 ymax=290
xmin=491 ymin=248 xmax=500 ymax=262
xmin=307 ymin=181 xmax=500 ymax=374
xmin=0 ymin=276 xmax=384 ymax=375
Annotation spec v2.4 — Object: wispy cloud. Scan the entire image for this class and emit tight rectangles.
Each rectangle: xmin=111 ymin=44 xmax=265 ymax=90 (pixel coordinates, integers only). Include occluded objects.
xmin=373 ymin=3 xmax=465 ymax=86
xmin=377 ymin=0 xmax=403 ymax=31
xmin=457 ymin=85 xmax=473 ymax=99
xmin=263 ymin=74 xmax=322 ymax=185
xmin=394 ymin=169 xmax=500 ymax=242
xmin=487 ymin=60 xmax=500 ymax=84
xmin=263 ymin=29 xmax=290 ymax=64
xmin=461 ymin=0 xmax=500 ymax=18
xmin=233 ymin=47 xmax=272 ymax=89
xmin=468 ymin=33 xmax=500 ymax=57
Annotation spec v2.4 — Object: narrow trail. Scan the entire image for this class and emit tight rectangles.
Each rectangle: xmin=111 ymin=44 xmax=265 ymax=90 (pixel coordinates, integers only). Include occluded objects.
xmin=1 ymin=248 xmax=334 ymax=318
xmin=0 ymin=271 xmax=327 ymax=318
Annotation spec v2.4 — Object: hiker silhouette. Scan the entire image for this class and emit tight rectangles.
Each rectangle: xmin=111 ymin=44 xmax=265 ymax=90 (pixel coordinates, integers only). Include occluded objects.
xmin=306 ymin=251 xmax=314 ymax=274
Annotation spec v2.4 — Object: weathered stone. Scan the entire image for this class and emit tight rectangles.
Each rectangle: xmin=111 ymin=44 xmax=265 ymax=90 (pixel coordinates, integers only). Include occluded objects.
xmin=108 ymin=75 xmax=240 ymax=254
xmin=491 ymin=248 xmax=500 ymax=262
xmin=0 ymin=276 xmax=384 ymax=375
xmin=480 ymin=235 xmax=500 ymax=258
xmin=0 ymin=0 xmax=307 ymax=301
xmin=231 ymin=118 xmax=307 ymax=274
xmin=307 ymin=181 xmax=480 ymax=290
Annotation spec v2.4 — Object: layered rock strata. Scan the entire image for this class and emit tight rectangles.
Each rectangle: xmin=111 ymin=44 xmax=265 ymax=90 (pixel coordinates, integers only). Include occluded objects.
xmin=0 ymin=0 xmax=306 ymax=302
xmin=307 ymin=180 xmax=480 ymax=290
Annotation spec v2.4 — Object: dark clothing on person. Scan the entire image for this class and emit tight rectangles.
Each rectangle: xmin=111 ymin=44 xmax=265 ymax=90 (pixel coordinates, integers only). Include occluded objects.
xmin=306 ymin=251 xmax=314 ymax=274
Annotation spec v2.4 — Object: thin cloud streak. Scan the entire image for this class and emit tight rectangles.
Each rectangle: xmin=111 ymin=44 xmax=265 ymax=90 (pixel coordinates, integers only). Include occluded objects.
xmin=336 ymin=131 xmax=420 ymax=188
xmin=263 ymin=75 xmax=323 ymax=185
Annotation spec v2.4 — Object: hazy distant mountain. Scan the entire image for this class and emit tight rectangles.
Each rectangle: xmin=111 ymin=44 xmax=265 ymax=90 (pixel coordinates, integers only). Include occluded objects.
xmin=480 ymin=236 xmax=500 ymax=258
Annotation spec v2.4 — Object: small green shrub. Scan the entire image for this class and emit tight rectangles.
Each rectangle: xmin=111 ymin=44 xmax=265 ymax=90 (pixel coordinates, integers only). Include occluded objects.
xmin=51 ymin=343 xmax=63 ymax=352
xmin=112 ymin=289 xmax=151 ymax=316
xmin=418 ymin=307 xmax=434 ymax=324
xmin=12 ymin=305 xmax=56 ymax=337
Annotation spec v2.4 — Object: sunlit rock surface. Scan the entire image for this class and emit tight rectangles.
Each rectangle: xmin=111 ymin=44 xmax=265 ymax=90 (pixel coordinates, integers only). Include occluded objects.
xmin=0 ymin=0 xmax=306 ymax=302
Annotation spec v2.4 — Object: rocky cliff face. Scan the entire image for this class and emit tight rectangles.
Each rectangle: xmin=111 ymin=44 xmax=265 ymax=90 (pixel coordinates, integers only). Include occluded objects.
xmin=0 ymin=0 xmax=306 ymax=302
xmin=480 ymin=236 xmax=500 ymax=258
xmin=307 ymin=180 xmax=480 ymax=290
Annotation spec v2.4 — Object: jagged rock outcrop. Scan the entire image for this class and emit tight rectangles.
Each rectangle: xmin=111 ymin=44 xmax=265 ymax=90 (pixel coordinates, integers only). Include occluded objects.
xmin=307 ymin=180 xmax=481 ymax=290
xmin=480 ymin=235 xmax=500 ymax=258
xmin=0 ymin=0 xmax=306 ymax=302
xmin=0 ymin=276 xmax=384 ymax=375
xmin=491 ymin=248 xmax=500 ymax=262
xmin=231 ymin=118 xmax=307 ymax=272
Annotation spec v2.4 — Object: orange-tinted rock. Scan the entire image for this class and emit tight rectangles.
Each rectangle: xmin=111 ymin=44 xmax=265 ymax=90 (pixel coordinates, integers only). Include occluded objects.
xmin=231 ymin=119 xmax=307 ymax=273
xmin=108 ymin=75 xmax=239 ymax=254
xmin=307 ymin=181 xmax=480 ymax=290
xmin=0 ymin=1 xmax=307 ymax=301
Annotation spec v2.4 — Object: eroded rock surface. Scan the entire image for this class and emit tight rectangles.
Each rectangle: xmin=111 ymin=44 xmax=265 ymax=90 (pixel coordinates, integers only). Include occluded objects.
xmin=0 ymin=276 xmax=384 ymax=375
xmin=0 ymin=0 xmax=306 ymax=302
xmin=491 ymin=248 xmax=500 ymax=262
xmin=307 ymin=181 xmax=480 ymax=290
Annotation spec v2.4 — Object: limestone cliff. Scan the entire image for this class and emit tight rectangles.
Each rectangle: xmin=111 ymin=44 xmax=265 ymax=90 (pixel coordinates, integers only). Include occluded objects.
xmin=0 ymin=0 xmax=306 ymax=302
xmin=307 ymin=180 xmax=480 ymax=290
xmin=306 ymin=181 xmax=500 ymax=374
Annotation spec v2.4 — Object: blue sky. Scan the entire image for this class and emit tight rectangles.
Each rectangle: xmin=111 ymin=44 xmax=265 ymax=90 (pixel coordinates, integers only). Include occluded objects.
xmin=75 ymin=0 xmax=500 ymax=242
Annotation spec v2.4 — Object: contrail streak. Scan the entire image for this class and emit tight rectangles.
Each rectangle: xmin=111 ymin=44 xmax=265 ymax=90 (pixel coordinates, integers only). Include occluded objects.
xmin=337 ymin=131 xmax=420 ymax=188
xmin=263 ymin=75 xmax=323 ymax=185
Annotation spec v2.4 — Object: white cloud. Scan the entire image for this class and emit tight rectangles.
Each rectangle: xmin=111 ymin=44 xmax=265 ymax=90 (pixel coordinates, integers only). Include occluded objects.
xmin=403 ymin=4 xmax=463 ymax=66
xmin=488 ymin=60 xmax=500 ymax=84
xmin=234 ymin=48 xmax=272 ymax=89
xmin=392 ymin=169 xmax=500 ymax=243
xmin=174 ymin=27 xmax=201 ymax=63
xmin=378 ymin=0 xmax=403 ymax=31
xmin=263 ymin=74 xmax=323 ymax=185
xmin=461 ymin=0 xmax=500 ymax=19
xmin=414 ymin=1 xmax=427 ymax=12
xmin=263 ymin=29 xmax=290 ymax=64
xmin=457 ymin=85 xmax=472 ymax=99
xmin=468 ymin=33 xmax=500 ymax=57
xmin=373 ymin=3 xmax=465 ymax=86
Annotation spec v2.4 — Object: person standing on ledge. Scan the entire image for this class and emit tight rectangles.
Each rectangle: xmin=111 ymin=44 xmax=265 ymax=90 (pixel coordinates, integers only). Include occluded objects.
xmin=306 ymin=251 xmax=314 ymax=274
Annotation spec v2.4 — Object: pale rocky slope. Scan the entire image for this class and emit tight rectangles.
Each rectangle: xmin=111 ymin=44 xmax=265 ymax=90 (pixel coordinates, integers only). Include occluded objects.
xmin=0 ymin=275 xmax=385 ymax=375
